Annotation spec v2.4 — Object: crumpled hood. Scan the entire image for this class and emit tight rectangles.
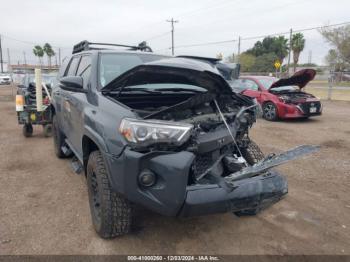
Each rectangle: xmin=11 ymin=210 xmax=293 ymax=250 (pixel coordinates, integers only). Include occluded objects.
xmin=270 ymin=69 xmax=316 ymax=89
xmin=101 ymin=57 xmax=233 ymax=94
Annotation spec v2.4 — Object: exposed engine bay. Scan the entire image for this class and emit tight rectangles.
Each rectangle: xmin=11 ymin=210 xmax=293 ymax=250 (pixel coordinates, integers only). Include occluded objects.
xmin=111 ymin=90 xmax=264 ymax=184
xmin=271 ymin=90 xmax=316 ymax=103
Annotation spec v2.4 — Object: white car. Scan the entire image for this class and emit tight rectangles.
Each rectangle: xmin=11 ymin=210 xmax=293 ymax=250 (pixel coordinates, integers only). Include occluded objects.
xmin=0 ymin=74 xmax=12 ymax=85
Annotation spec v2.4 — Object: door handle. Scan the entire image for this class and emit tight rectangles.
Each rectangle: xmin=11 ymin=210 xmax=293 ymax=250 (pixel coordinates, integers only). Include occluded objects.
xmin=53 ymin=90 xmax=60 ymax=96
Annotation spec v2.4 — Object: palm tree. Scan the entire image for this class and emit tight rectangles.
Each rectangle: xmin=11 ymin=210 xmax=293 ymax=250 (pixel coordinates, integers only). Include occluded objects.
xmin=291 ymin=33 xmax=305 ymax=72
xmin=43 ymin=43 xmax=55 ymax=68
xmin=33 ymin=45 xmax=44 ymax=67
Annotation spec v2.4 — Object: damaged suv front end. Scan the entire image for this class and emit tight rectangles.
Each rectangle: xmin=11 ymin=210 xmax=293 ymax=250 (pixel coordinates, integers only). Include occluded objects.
xmin=101 ymin=57 xmax=294 ymax=217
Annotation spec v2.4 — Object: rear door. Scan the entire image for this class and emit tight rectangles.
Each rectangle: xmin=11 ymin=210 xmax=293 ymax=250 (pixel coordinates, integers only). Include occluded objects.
xmin=60 ymin=55 xmax=81 ymax=150
xmin=67 ymin=55 xmax=92 ymax=158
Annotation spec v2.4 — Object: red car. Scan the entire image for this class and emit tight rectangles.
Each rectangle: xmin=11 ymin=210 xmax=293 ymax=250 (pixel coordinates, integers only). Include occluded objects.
xmin=232 ymin=69 xmax=322 ymax=121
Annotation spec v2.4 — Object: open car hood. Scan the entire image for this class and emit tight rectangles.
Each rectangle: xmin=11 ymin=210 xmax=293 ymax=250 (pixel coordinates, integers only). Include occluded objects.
xmin=101 ymin=57 xmax=233 ymax=94
xmin=269 ymin=69 xmax=316 ymax=89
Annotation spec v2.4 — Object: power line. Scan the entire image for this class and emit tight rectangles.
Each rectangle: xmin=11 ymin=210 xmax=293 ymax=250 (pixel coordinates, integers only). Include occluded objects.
xmin=170 ymin=21 xmax=350 ymax=50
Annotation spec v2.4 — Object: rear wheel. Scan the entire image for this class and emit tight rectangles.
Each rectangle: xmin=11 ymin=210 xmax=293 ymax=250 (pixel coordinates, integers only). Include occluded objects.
xmin=87 ymin=150 xmax=132 ymax=238
xmin=22 ymin=124 xmax=33 ymax=137
xmin=43 ymin=124 xmax=53 ymax=137
xmin=263 ymin=102 xmax=278 ymax=121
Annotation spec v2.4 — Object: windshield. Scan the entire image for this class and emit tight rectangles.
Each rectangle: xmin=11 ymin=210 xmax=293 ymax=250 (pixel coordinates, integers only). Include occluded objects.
xmin=258 ymin=78 xmax=277 ymax=89
xmin=99 ymin=53 xmax=168 ymax=88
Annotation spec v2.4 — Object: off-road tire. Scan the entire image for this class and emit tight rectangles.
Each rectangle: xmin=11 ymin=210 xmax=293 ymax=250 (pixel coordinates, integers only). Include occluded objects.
xmin=87 ymin=150 xmax=132 ymax=238
xmin=240 ymin=140 xmax=265 ymax=165
xmin=263 ymin=102 xmax=278 ymax=121
xmin=43 ymin=124 xmax=53 ymax=137
xmin=235 ymin=140 xmax=265 ymax=217
xmin=52 ymin=115 xmax=67 ymax=158
xmin=23 ymin=124 xmax=33 ymax=137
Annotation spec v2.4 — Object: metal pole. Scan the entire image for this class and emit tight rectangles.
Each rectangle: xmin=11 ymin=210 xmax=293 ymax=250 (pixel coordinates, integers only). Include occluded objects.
xmin=23 ymin=51 xmax=27 ymax=65
xmin=7 ymin=48 xmax=11 ymax=72
xmin=237 ymin=36 xmax=241 ymax=63
xmin=0 ymin=35 xmax=3 ymax=73
xmin=328 ymin=64 xmax=335 ymax=100
xmin=58 ymin=48 xmax=61 ymax=66
xmin=287 ymin=28 xmax=292 ymax=76
xmin=167 ymin=18 xmax=178 ymax=56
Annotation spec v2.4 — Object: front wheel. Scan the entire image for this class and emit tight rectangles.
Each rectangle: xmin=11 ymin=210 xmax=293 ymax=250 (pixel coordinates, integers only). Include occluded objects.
xmin=87 ymin=150 xmax=132 ymax=238
xmin=263 ymin=102 xmax=278 ymax=121
xmin=23 ymin=124 xmax=33 ymax=137
xmin=240 ymin=140 xmax=265 ymax=165
xmin=235 ymin=140 xmax=265 ymax=216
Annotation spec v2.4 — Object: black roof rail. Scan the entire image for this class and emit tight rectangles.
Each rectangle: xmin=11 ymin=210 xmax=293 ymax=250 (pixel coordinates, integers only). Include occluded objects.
xmin=72 ymin=40 xmax=153 ymax=54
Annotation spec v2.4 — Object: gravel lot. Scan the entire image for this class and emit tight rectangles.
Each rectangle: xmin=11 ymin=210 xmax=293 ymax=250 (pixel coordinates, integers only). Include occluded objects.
xmin=0 ymin=85 xmax=349 ymax=255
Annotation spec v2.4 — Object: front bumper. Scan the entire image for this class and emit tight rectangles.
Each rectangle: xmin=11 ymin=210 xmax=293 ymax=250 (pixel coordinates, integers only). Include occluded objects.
xmin=278 ymin=101 xmax=322 ymax=119
xmin=105 ymin=148 xmax=288 ymax=217
xmin=180 ymin=170 xmax=287 ymax=217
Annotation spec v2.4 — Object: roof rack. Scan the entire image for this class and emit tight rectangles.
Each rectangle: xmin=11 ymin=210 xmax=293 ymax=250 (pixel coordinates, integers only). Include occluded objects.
xmin=72 ymin=40 xmax=153 ymax=54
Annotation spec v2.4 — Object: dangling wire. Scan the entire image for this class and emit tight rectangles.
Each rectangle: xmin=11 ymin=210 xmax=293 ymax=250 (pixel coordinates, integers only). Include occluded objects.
xmin=213 ymin=99 xmax=248 ymax=166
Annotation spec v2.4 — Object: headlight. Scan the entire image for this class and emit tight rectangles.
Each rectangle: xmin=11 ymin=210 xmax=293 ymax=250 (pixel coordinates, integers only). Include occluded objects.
xmin=119 ymin=118 xmax=193 ymax=147
xmin=278 ymin=95 xmax=291 ymax=103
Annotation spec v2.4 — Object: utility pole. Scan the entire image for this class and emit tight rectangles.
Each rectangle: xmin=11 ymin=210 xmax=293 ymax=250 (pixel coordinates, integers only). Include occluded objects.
xmin=23 ymin=51 xmax=27 ymax=65
xmin=166 ymin=18 xmax=178 ymax=56
xmin=58 ymin=48 xmax=61 ymax=66
xmin=7 ymin=48 xmax=11 ymax=72
xmin=287 ymin=28 xmax=292 ymax=76
xmin=237 ymin=36 xmax=241 ymax=63
xmin=308 ymin=50 xmax=312 ymax=64
xmin=0 ymin=35 xmax=3 ymax=73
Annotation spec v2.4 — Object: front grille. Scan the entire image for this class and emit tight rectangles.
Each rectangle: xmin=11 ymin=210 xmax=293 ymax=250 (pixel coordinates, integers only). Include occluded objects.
xmin=299 ymin=101 xmax=321 ymax=115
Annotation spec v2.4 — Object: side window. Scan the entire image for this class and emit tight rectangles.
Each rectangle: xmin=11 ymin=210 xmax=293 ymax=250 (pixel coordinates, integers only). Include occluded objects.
xmin=76 ymin=55 xmax=91 ymax=89
xmin=242 ymin=79 xmax=259 ymax=91
xmin=65 ymin=56 xmax=81 ymax=76
xmin=58 ymin=57 xmax=70 ymax=78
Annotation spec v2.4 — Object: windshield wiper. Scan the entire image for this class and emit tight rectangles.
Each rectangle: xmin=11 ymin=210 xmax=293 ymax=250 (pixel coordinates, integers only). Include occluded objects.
xmin=111 ymin=87 xmax=162 ymax=95
xmin=153 ymin=87 xmax=205 ymax=93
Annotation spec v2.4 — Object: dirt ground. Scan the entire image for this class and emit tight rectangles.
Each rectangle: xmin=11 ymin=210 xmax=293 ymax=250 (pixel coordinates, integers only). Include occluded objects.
xmin=0 ymin=85 xmax=349 ymax=255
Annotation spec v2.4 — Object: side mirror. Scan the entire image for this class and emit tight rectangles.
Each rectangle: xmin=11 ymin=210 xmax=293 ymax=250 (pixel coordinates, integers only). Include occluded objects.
xmin=60 ymin=76 xmax=87 ymax=93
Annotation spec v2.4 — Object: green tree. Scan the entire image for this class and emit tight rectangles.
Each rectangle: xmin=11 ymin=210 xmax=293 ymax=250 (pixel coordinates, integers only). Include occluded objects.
xmin=246 ymin=36 xmax=289 ymax=63
xmin=320 ymin=25 xmax=350 ymax=70
xmin=239 ymin=53 xmax=256 ymax=72
xmin=251 ymin=52 xmax=279 ymax=72
xmin=43 ymin=43 xmax=56 ymax=68
xmin=291 ymin=33 xmax=305 ymax=72
xmin=33 ymin=45 xmax=44 ymax=66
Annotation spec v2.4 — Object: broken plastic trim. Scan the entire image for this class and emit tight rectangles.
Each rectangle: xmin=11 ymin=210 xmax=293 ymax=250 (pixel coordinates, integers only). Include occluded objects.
xmin=225 ymin=145 xmax=320 ymax=186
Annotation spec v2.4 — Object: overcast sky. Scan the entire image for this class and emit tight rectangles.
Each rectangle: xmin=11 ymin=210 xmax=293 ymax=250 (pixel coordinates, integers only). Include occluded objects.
xmin=0 ymin=0 xmax=349 ymax=66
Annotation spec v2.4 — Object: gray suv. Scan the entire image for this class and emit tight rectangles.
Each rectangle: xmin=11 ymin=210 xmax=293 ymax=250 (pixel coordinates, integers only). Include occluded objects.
xmin=51 ymin=41 xmax=288 ymax=238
